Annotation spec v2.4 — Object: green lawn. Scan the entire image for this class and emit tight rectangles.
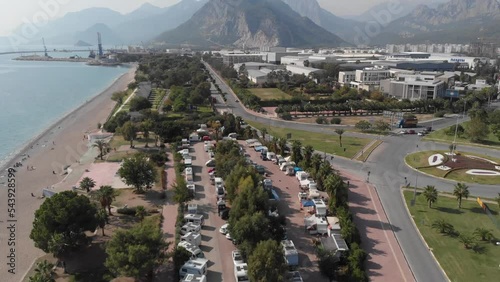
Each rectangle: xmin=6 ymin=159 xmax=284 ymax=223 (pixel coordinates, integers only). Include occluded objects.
xmin=246 ymin=120 xmax=371 ymax=159
xmin=249 ymin=88 xmax=292 ymax=101
xmin=405 ymin=151 xmax=500 ymax=185
xmin=424 ymin=122 xmax=500 ymax=148
xmin=403 ymin=191 xmax=500 ymax=282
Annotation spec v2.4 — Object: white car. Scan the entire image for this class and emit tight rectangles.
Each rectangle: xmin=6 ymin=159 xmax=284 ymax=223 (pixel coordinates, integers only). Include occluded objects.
xmin=232 ymin=250 xmax=244 ymax=264
xmin=417 ymin=131 xmax=425 ymax=136
xmin=219 ymin=223 xmax=229 ymax=235
xmin=226 ymin=232 xmax=233 ymax=240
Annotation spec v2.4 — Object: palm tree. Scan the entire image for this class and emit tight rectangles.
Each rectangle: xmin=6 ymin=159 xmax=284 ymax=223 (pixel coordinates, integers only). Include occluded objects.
xmin=303 ymin=145 xmax=314 ymax=168
xmin=92 ymin=140 xmax=108 ymax=160
xmin=335 ymin=129 xmax=345 ymax=147
xmin=495 ymin=193 xmax=500 ymax=208
xmin=91 ymin=185 xmax=116 ymax=215
xmin=458 ymin=233 xmax=475 ymax=249
xmin=79 ymin=177 xmax=96 ymax=193
xmin=135 ymin=206 xmax=147 ymax=221
xmin=278 ymin=138 xmax=287 ymax=155
xmin=141 ymin=119 xmax=153 ymax=148
xmin=431 ymin=219 xmax=454 ymax=234
xmin=96 ymin=208 xmax=108 ymax=236
xmin=29 ymin=260 xmax=55 ymax=282
xmin=291 ymin=140 xmax=303 ymax=163
xmin=453 ymin=183 xmax=470 ymax=209
xmin=473 ymin=227 xmax=494 ymax=241
xmin=423 ymin=185 xmax=438 ymax=208
xmin=261 ymin=128 xmax=268 ymax=141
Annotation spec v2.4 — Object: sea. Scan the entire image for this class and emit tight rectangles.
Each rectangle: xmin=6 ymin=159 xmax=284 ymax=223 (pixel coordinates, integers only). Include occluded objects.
xmin=0 ymin=46 xmax=130 ymax=169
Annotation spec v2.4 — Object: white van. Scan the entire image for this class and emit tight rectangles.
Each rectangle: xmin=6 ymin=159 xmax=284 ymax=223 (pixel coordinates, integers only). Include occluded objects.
xmin=181 ymin=274 xmax=207 ymax=282
xmin=179 ymin=258 xmax=208 ymax=279
xmin=214 ymin=177 xmax=224 ymax=188
xmin=184 ymin=214 xmax=204 ymax=226
xmin=181 ymin=222 xmax=201 ymax=235
xmin=234 ymin=263 xmax=250 ymax=282
xmin=178 ymin=241 xmax=205 ymax=259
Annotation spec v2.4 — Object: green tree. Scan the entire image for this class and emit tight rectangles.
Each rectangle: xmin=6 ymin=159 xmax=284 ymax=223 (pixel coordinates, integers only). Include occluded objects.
xmin=172 ymin=179 xmax=190 ymax=204
xmin=141 ymin=119 xmax=153 ymax=148
xmin=120 ymin=121 xmax=137 ymax=148
xmin=465 ymin=118 xmax=490 ymax=142
xmin=105 ymin=220 xmax=166 ymax=279
xmin=458 ymin=233 xmax=475 ymax=249
xmin=29 ymin=260 xmax=55 ymax=282
xmin=335 ymin=129 xmax=345 ymax=147
xmin=91 ymin=185 xmax=116 ymax=215
xmin=230 ymin=212 xmax=270 ymax=256
xmin=129 ymin=96 xmax=152 ymax=111
xmin=278 ymin=138 xmax=287 ymax=155
xmin=247 ymin=240 xmax=287 ymax=282
xmin=355 ymin=120 xmax=372 ymax=131
xmin=291 ymin=140 xmax=303 ymax=164
xmin=302 ymin=145 xmax=314 ymax=169
xmin=96 ymin=208 xmax=108 ymax=236
xmin=423 ymin=185 xmax=438 ymax=208
xmin=30 ymin=191 xmax=98 ymax=256
xmin=111 ymin=91 xmax=127 ymax=104
xmin=92 ymin=140 xmax=108 ymax=160
xmin=118 ymin=154 xmax=157 ymax=193
xmin=135 ymin=206 xmax=147 ymax=221
xmin=172 ymin=246 xmax=192 ymax=279
xmin=473 ymin=227 xmax=494 ymax=241
xmin=317 ymin=246 xmax=338 ymax=281
xmin=374 ymin=120 xmax=391 ymax=132
xmin=79 ymin=176 xmax=96 ymax=193
xmin=431 ymin=219 xmax=454 ymax=234
xmin=453 ymin=183 xmax=470 ymax=209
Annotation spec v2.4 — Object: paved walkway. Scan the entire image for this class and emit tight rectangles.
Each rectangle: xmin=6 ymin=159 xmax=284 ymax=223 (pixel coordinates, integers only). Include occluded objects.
xmin=342 ymin=170 xmax=415 ymax=282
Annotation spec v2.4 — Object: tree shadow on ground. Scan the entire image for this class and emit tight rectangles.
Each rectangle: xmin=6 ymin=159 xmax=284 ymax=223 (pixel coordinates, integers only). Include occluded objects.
xmin=469 ymin=206 xmax=498 ymax=216
xmin=436 ymin=206 xmax=464 ymax=215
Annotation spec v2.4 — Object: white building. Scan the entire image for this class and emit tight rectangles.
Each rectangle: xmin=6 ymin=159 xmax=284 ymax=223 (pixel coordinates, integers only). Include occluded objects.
xmin=380 ymin=72 xmax=446 ymax=100
xmin=339 ymin=68 xmax=390 ymax=91
xmin=286 ymin=65 xmax=323 ymax=76
xmin=338 ymin=71 xmax=356 ymax=86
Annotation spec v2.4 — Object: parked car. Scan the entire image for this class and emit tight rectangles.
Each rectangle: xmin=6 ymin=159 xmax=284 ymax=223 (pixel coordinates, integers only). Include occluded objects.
xmin=417 ymin=131 xmax=426 ymax=136
xmin=408 ymin=130 xmax=416 ymax=134
xmin=205 ymin=159 xmax=216 ymax=167
xmin=219 ymin=223 xmax=229 ymax=235
xmin=232 ymin=250 xmax=244 ymax=264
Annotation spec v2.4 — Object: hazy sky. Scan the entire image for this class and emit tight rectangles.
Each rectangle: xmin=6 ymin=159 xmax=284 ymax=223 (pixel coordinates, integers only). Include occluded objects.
xmin=0 ymin=0 xmax=434 ymax=36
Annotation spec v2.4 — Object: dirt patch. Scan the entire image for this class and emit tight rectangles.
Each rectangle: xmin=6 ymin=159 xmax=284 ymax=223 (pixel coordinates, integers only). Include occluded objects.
xmin=113 ymin=188 xmax=165 ymax=210
xmin=444 ymin=154 xmax=498 ymax=170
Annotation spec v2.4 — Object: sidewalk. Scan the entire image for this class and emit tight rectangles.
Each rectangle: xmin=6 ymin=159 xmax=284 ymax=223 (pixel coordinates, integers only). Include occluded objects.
xmin=342 ymin=170 xmax=415 ymax=282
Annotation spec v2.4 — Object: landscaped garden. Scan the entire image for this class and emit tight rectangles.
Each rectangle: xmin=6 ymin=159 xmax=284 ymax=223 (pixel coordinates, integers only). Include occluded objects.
xmin=246 ymin=120 xmax=371 ymax=159
xmin=404 ymin=190 xmax=500 ymax=282
xmin=424 ymin=121 xmax=500 ymax=147
xmin=249 ymin=88 xmax=292 ymax=101
xmin=405 ymin=150 xmax=500 ymax=185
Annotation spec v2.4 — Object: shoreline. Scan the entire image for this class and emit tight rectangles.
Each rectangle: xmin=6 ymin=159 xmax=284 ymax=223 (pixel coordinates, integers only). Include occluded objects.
xmin=0 ymin=64 xmax=137 ymax=282
xmin=0 ymin=65 xmax=134 ymax=176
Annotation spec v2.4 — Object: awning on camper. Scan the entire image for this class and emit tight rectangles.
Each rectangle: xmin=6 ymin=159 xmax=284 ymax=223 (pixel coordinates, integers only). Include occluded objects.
xmin=294 ymin=167 xmax=302 ymax=172
xmin=301 ymin=200 xmax=315 ymax=207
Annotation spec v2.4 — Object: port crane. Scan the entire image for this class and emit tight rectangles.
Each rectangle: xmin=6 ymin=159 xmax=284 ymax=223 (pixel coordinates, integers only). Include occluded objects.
xmin=42 ymin=38 xmax=48 ymax=57
xmin=97 ymin=32 xmax=103 ymax=58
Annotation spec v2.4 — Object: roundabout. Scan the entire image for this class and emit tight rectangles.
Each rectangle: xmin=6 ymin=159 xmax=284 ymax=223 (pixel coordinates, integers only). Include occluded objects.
xmin=406 ymin=150 xmax=500 ymax=185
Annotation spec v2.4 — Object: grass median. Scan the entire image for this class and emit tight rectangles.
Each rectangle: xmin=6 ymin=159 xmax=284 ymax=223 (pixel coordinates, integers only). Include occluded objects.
xmin=403 ymin=190 xmax=500 ymax=282
xmin=246 ymin=120 xmax=371 ymax=159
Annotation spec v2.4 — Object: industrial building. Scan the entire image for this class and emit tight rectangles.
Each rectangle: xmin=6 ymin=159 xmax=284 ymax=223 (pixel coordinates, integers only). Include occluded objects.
xmin=221 ymin=53 xmax=265 ymax=65
xmin=372 ymin=60 xmax=456 ymax=72
xmin=285 ymin=65 xmax=324 ymax=76
xmin=233 ymin=62 xmax=284 ymax=85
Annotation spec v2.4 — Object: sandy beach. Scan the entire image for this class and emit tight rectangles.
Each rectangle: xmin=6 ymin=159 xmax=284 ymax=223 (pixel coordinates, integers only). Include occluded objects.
xmin=0 ymin=65 xmax=136 ymax=282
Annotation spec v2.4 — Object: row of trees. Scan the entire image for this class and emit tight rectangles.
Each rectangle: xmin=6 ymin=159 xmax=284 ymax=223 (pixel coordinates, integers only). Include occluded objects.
xmin=213 ymin=141 xmax=289 ymax=281
xmin=444 ymin=107 xmax=500 ymax=142
xmin=422 ymin=183 xmax=470 ymax=209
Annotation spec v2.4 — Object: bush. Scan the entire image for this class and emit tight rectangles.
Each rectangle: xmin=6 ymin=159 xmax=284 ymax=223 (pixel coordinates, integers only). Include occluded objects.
xmin=434 ymin=110 xmax=446 ymax=118
xmin=117 ymin=207 xmax=137 ymax=215
xmin=280 ymin=112 xmax=292 ymax=120
xmin=150 ymin=152 xmax=168 ymax=166
xmin=316 ymin=117 xmax=327 ymax=124
xmin=331 ymin=117 xmax=342 ymax=124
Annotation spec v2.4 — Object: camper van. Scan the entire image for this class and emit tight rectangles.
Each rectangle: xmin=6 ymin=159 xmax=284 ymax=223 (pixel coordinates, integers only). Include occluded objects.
xmin=282 ymin=240 xmax=299 ymax=267
xmin=185 ymin=167 xmax=193 ymax=182
xmin=184 ymin=214 xmax=204 ymax=226
xmin=178 ymin=241 xmax=205 ymax=259
xmin=181 ymin=232 xmax=202 ymax=247
xmin=184 ymin=158 xmax=192 ymax=167
xmin=296 ymin=171 xmax=310 ymax=182
xmin=313 ymin=199 xmax=327 ymax=217
xmin=179 ymin=258 xmax=208 ymax=279
xmin=214 ymin=177 xmax=224 ymax=188
xmin=234 ymin=263 xmax=250 ymax=282
xmin=181 ymin=222 xmax=201 ymax=235
xmin=187 ymin=204 xmax=198 ymax=214
xmin=187 ymin=183 xmax=196 ymax=196
xmin=181 ymin=274 xmax=207 ymax=282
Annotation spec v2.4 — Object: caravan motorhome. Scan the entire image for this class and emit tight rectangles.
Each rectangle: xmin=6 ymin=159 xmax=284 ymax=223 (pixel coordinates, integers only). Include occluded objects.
xmin=181 ymin=274 xmax=207 ymax=282
xmin=178 ymin=241 xmax=205 ymax=259
xmin=179 ymin=258 xmax=208 ymax=279
xmin=234 ymin=263 xmax=250 ymax=282
xmin=281 ymin=240 xmax=299 ymax=267
xmin=181 ymin=222 xmax=201 ymax=235
xmin=184 ymin=214 xmax=204 ymax=226
xmin=181 ymin=232 xmax=202 ymax=247
xmin=313 ymin=199 xmax=327 ymax=217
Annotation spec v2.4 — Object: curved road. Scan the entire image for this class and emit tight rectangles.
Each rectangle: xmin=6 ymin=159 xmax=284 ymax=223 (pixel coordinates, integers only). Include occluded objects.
xmin=205 ymin=62 xmax=500 ymax=282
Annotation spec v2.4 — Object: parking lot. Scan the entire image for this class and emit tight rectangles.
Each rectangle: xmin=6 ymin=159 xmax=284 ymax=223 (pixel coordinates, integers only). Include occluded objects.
xmin=239 ymin=141 xmax=328 ymax=282
xmin=188 ymin=141 xmax=236 ymax=281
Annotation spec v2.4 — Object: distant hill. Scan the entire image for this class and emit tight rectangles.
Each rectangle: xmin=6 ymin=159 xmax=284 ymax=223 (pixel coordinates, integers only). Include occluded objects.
xmin=156 ymin=0 xmax=347 ymax=48
xmin=372 ymin=0 xmax=500 ymax=44
xmin=74 ymin=40 xmax=92 ymax=47
xmin=73 ymin=24 xmax=123 ymax=46
xmin=281 ymin=0 xmax=360 ymax=44
xmin=113 ymin=0 xmax=208 ymax=44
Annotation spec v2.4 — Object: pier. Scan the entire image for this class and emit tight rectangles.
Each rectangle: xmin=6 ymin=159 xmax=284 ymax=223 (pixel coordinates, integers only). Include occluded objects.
xmin=13 ymin=55 xmax=90 ymax=63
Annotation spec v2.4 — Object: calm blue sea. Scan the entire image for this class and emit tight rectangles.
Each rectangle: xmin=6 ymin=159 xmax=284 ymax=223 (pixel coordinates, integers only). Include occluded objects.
xmin=0 ymin=48 xmax=130 ymax=168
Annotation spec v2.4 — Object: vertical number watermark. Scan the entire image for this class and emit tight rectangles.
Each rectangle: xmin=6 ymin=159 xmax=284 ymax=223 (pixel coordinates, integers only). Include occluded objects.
xmin=6 ymin=167 xmax=17 ymax=274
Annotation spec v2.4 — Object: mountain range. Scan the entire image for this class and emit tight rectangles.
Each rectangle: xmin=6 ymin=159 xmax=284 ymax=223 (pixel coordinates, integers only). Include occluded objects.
xmin=372 ymin=0 xmax=500 ymax=44
xmin=156 ymin=0 xmax=347 ymax=48
xmin=3 ymin=0 xmax=499 ymax=49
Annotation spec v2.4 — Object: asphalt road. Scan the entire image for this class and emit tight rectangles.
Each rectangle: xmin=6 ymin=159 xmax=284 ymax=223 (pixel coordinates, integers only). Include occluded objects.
xmin=204 ymin=62 xmax=500 ymax=282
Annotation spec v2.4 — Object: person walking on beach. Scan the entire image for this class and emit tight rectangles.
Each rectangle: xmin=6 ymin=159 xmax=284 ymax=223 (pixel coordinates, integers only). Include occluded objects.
xmin=53 ymin=170 xmax=56 ymax=175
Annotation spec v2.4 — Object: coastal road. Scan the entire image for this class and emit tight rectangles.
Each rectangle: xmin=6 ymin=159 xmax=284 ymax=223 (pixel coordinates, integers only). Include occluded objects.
xmin=204 ymin=62 xmax=500 ymax=282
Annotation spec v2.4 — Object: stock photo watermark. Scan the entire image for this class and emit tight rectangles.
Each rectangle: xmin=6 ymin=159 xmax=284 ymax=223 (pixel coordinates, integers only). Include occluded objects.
xmin=8 ymin=0 xmax=70 ymax=49
xmin=353 ymin=0 xmax=405 ymax=46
